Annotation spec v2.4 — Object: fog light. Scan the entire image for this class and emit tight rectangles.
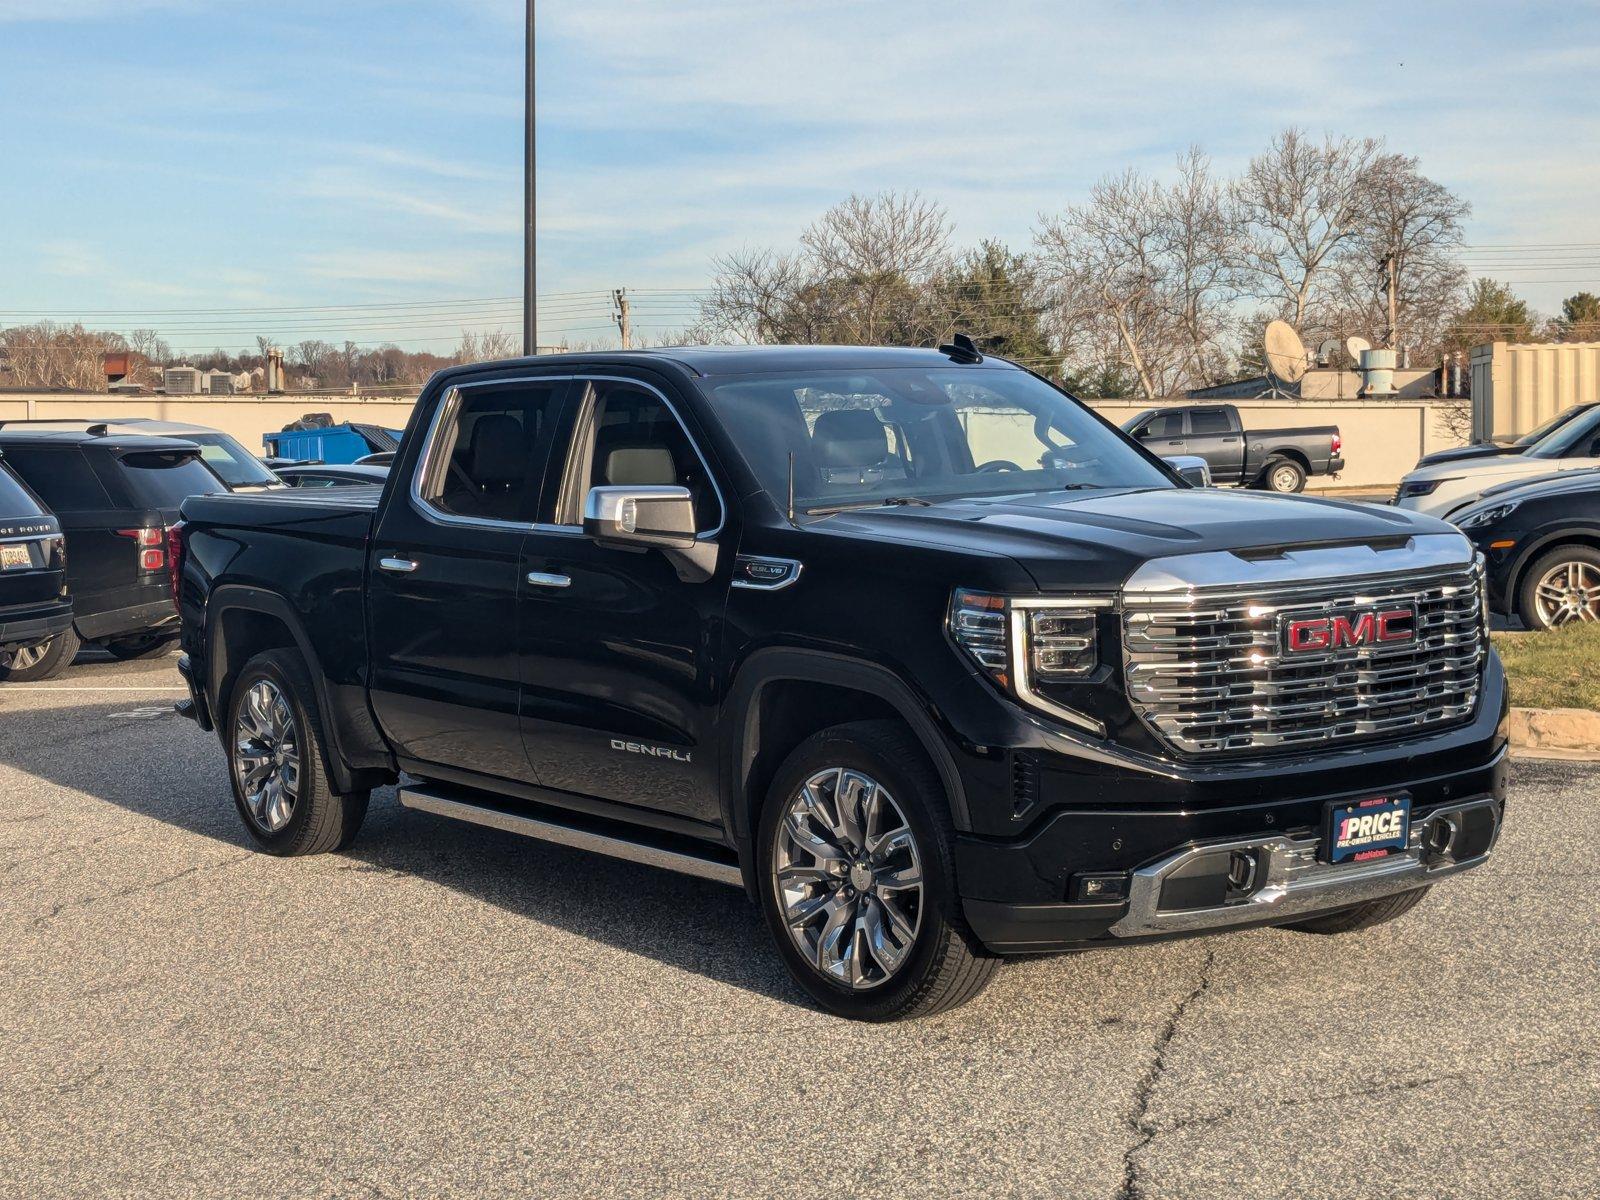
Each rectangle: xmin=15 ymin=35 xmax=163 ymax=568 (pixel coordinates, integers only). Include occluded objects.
xmin=1071 ymin=872 xmax=1129 ymax=902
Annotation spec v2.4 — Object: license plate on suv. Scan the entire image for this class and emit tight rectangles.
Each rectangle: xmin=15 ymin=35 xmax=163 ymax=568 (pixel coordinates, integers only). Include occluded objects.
xmin=1324 ymin=794 xmax=1410 ymax=863
xmin=0 ymin=544 xmax=31 ymax=570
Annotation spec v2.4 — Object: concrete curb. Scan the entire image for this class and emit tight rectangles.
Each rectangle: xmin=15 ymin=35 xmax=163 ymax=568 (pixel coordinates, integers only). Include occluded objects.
xmin=1506 ymin=706 xmax=1600 ymax=759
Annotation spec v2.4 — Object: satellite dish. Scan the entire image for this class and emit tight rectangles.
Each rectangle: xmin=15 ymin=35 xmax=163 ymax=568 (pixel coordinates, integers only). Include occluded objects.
xmin=1316 ymin=338 xmax=1341 ymax=366
xmin=1263 ymin=320 xmax=1309 ymax=385
xmin=1345 ymin=336 xmax=1372 ymax=363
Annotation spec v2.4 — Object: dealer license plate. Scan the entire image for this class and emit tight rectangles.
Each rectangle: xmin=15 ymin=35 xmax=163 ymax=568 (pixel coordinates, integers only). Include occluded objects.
xmin=1323 ymin=794 xmax=1411 ymax=863
xmin=0 ymin=544 xmax=32 ymax=570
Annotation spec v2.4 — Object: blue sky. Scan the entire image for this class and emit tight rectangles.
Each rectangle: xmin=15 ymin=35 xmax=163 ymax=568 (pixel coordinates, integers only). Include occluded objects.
xmin=2 ymin=0 xmax=1598 ymax=352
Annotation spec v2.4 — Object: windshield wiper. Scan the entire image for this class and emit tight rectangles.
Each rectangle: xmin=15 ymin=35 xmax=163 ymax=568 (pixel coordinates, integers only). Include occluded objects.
xmin=805 ymin=496 xmax=935 ymax=515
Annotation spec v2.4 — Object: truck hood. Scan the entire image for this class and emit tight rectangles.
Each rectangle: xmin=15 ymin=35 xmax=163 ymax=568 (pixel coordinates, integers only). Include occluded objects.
xmin=817 ymin=486 xmax=1458 ymax=592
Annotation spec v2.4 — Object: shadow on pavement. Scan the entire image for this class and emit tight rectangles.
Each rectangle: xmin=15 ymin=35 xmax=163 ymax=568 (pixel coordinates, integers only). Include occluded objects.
xmin=0 ymin=699 xmax=811 ymax=1010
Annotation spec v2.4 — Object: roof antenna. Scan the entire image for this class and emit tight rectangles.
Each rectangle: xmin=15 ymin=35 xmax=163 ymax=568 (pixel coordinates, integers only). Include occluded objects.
xmin=786 ymin=451 xmax=796 ymax=524
xmin=938 ymin=332 xmax=983 ymax=364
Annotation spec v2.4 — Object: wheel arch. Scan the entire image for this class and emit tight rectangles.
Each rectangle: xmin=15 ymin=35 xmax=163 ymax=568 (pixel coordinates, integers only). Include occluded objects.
xmin=722 ymin=649 xmax=973 ymax=890
xmin=206 ymin=585 xmax=394 ymax=793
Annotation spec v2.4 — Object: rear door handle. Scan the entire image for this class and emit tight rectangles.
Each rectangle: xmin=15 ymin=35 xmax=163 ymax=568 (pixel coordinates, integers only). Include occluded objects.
xmin=378 ymin=556 xmax=418 ymax=573
xmin=526 ymin=571 xmax=572 ymax=588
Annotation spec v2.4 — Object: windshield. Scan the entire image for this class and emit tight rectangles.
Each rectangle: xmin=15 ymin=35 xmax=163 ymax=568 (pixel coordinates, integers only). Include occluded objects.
xmin=705 ymin=368 xmax=1172 ymax=513
xmin=183 ymin=432 xmax=280 ymax=487
xmin=1528 ymin=405 xmax=1600 ymax=459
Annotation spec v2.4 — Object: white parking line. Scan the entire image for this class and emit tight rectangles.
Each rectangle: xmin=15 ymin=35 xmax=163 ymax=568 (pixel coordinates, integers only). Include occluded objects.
xmin=1 ymin=686 xmax=187 ymax=692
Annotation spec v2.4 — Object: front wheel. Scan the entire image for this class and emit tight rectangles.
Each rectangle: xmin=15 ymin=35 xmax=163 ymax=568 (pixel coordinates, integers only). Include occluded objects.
xmin=226 ymin=649 xmax=369 ymax=855
xmin=0 ymin=627 xmax=80 ymax=682
xmin=1516 ymin=545 xmax=1600 ymax=630
xmin=756 ymin=721 xmax=998 ymax=1021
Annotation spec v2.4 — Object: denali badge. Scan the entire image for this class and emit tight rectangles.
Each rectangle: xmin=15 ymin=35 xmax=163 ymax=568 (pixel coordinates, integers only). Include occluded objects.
xmin=611 ymin=738 xmax=692 ymax=763
xmin=1281 ymin=604 xmax=1417 ymax=654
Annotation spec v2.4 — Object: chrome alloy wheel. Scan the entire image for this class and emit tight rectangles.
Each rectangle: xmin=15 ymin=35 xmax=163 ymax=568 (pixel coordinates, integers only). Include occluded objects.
xmin=1533 ymin=559 xmax=1600 ymax=626
xmin=232 ymin=680 xmax=301 ymax=833
xmin=3 ymin=642 xmax=48 ymax=670
xmin=773 ymin=767 xmax=924 ymax=990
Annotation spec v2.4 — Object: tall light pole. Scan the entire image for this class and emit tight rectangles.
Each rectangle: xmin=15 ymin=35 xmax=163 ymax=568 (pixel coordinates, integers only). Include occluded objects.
xmin=522 ymin=0 xmax=536 ymax=356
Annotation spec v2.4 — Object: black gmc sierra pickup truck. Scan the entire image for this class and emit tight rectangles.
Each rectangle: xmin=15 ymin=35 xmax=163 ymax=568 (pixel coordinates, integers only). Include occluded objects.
xmin=174 ymin=342 xmax=1507 ymax=1020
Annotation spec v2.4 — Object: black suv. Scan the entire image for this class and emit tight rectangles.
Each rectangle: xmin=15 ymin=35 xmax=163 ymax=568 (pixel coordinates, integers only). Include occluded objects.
xmin=175 ymin=344 xmax=1507 ymax=1020
xmin=0 ymin=428 xmax=228 ymax=671
xmin=0 ymin=451 xmax=73 ymax=680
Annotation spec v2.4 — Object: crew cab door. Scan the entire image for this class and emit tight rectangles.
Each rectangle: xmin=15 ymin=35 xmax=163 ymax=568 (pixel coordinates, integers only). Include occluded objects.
xmin=1130 ymin=410 xmax=1186 ymax=455
xmin=1183 ymin=407 xmax=1245 ymax=483
xmin=516 ymin=375 xmax=732 ymax=826
xmin=366 ymin=377 xmax=568 ymax=783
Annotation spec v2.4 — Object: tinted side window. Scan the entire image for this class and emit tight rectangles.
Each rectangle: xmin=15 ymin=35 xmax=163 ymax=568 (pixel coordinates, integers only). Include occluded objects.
xmin=0 ymin=446 xmax=112 ymax=511
xmin=1189 ymin=409 xmax=1231 ymax=435
xmin=418 ymin=381 xmax=564 ymax=523
xmin=556 ymin=381 xmax=720 ymax=531
xmin=1144 ymin=413 xmax=1184 ymax=437
xmin=0 ymin=461 xmax=47 ymax=517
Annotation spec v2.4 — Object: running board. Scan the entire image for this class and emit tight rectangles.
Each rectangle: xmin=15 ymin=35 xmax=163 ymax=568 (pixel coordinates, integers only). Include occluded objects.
xmin=397 ymin=784 xmax=744 ymax=887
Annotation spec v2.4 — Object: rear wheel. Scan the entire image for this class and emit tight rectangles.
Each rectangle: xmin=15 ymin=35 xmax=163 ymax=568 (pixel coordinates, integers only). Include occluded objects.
xmin=0 ymin=627 xmax=80 ymax=682
xmin=226 ymin=648 xmax=368 ymax=855
xmin=102 ymin=633 xmax=177 ymax=661
xmin=756 ymin=720 xmax=998 ymax=1021
xmin=1516 ymin=545 xmax=1600 ymax=630
xmin=1285 ymin=886 xmax=1431 ymax=935
xmin=1259 ymin=457 xmax=1307 ymax=493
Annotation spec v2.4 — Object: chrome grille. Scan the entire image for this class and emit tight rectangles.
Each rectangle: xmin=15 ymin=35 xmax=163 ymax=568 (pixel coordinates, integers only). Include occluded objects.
xmin=1123 ymin=562 xmax=1485 ymax=756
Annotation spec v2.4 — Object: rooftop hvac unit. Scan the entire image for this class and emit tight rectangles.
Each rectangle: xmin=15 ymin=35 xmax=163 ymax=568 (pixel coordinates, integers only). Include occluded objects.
xmin=205 ymin=369 xmax=234 ymax=395
xmin=163 ymin=366 xmax=202 ymax=394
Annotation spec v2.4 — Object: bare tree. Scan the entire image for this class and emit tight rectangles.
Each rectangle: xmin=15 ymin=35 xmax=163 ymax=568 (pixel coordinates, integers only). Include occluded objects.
xmin=456 ymin=329 xmax=520 ymax=363
xmin=1036 ymin=170 xmax=1187 ymax=399
xmin=1155 ymin=148 xmax=1239 ymax=387
xmin=1330 ymin=153 xmax=1469 ymax=353
xmin=0 ymin=322 xmax=124 ymax=390
xmin=696 ymin=191 xmax=954 ymax=346
xmin=1230 ymin=129 xmax=1385 ymax=333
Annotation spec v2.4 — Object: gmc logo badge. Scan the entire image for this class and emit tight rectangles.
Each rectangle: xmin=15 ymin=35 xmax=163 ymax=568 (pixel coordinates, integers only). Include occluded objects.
xmin=1281 ymin=605 xmax=1417 ymax=654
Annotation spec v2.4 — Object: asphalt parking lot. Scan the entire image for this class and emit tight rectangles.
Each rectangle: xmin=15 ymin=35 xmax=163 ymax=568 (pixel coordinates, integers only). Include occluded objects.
xmin=2 ymin=655 xmax=1596 ymax=1199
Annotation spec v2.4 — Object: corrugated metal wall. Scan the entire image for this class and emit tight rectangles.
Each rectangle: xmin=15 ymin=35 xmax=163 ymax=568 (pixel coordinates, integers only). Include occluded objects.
xmin=1471 ymin=341 xmax=1600 ymax=439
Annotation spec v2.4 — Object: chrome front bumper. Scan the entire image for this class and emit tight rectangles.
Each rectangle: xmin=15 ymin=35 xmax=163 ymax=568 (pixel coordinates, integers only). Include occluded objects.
xmin=1108 ymin=797 xmax=1501 ymax=938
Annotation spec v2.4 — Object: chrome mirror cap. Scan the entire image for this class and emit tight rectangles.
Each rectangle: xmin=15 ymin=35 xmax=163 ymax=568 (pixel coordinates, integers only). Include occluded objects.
xmin=583 ymin=485 xmax=697 ymax=550
xmin=1162 ymin=455 xmax=1212 ymax=488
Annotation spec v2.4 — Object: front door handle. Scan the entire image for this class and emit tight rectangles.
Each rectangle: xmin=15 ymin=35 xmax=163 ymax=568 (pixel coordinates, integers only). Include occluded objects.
xmin=378 ymin=556 xmax=419 ymax=573
xmin=526 ymin=571 xmax=572 ymax=588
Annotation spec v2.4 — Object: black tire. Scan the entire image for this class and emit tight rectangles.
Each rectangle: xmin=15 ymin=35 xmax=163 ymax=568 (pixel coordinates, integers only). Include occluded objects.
xmin=1258 ymin=457 xmax=1307 ymax=493
xmin=101 ymin=633 xmax=177 ymax=661
xmin=0 ymin=626 xmax=80 ymax=682
xmin=756 ymin=720 xmax=999 ymax=1021
xmin=1285 ymin=885 xmax=1431 ymax=935
xmin=1515 ymin=544 xmax=1600 ymax=631
xmin=225 ymin=648 xmax=369 ymax=855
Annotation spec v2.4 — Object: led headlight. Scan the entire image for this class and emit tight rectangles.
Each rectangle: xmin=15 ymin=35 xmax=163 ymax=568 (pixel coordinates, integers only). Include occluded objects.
xmin=949 ymin=590 xmax=1106 ymax=733
xmin=1456 ymin=500 xmax=1519 ymax=530
xmin=1399 ymin=477 xmax=1453 ymax=499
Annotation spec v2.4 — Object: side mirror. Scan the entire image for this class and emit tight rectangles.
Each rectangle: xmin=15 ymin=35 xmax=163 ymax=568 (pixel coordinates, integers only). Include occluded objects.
xmin=583 ymin=485 xmax=716 ymax=581
xmin=1162 ymin=455 xmax=1212 ymax=488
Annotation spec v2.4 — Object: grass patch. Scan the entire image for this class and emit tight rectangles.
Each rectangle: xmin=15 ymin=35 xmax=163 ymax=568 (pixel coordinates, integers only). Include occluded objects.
xmin=1492 ymin=623 xmax=1600 ymax=710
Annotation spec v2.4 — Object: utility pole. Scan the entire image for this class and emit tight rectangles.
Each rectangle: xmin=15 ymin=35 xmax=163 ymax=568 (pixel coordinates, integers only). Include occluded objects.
xmin=613 ymin=288 xmax=632 ymax=350
xmin=522 ymin=0 xmax=536 ymax=356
